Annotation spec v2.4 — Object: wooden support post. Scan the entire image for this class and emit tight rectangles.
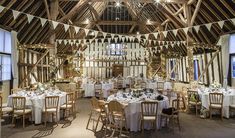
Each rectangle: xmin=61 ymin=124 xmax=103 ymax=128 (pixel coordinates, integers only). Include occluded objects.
xmin=198 ymin=50 xmax=220 ymax=82
xmin=19 ymin=50 xmax=49 ymax=87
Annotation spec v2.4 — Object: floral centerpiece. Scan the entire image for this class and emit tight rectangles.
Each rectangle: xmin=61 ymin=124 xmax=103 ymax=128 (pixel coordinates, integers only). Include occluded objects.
xmin=210 ymin=80 xmax=221 ymax=91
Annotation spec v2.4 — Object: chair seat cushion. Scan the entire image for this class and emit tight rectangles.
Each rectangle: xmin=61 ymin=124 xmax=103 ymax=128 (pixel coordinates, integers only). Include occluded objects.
xmin=43 ymin=108 xmax=57 ymax=112
xmin=230 ymin=104 xmax=235 ymax=108
xmin=14 ymin=109 xmax=32 ymax=115
xmin=2 ymin=107 xmax=13 ymax=113
xmin=189 ymin=101 xmax=201 ymax=105
xmin=210 ymin=104 xmax=222 ymax=108
xmin=143 ymin=116 xmax=156 ymax=120
xmin=2 ymin=103 xmax=8 ymax=108
xmin=60 ymin=104 xmax=72 ymax=109
xmin=162 ymin=107 xmax=178 ymax=115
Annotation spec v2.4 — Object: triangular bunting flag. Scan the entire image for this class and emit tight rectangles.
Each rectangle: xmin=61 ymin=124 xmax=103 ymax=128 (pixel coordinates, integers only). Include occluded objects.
xmin=40 ymin=18 xmax=47 ymax=27
xmin=172 ymin=29 xmax=178 ymax=36
xmin=194 ymin=25 xmax=200 ymax=33
xmin=231 ymin=18 xmax=235 ymax=25
xmin=73 ymin=40 xmax=76 ymax=43
xmin=76 ymin=43 xmax=79 ymax=47
xmin=64 ymin=40 xmax=68 ymax=45
xmin=153 ymin=33 xmax=158 ymax=39
xmin=58 ymin=40 xmax=62 ymax=44
xmin=26 ymin=14 xmax=34 ymax=23
xmin=111 ymin=34 xmax=115 ymax=39
xmin=64 ymin=24 xmax=70 ymax=32
xmin=162 ymin=31 xmax=168 ymax=38
xmin=114 ymin=38 xmax=118 ymax=43
xmin=205 ymin=23 xmax=212 ymax=31
xmin=51 ymin=21 xmax=59 ymax=29
xmin=122 ymin=37 xmax=125 ymax=42
xmin=183 ymin=27 xmax=189 ymax=34
xmin=74 ymin=27 xmax=80 ymax=34
xmin=165 ymin=45 xmax=168 ymax=49
xmin=12 ymin=10 xmax=20 ymax=20
xmin=95 ymin=39 xmax=98 ymax=44
xmin=108 ymin=38 xmax=111 ymax=43
xmin=103 ymin=33 xmax=107 ymax=38
xmin=94 ymin=31 xmax=98 ymax=38
xmin=218 ymin=21 xmax=224 ymax=29
xmin=84 ymin=29 xmax=89 ymax=36
xmin=0 ymin=6 xmax=4 ymax=13
xmin=145 ymin=34 xmax=149 ymax=40
xmin=78 ymin=40 xmax=81 ymax=44
xmin=101 ymin=39 xmax=104 ymax=43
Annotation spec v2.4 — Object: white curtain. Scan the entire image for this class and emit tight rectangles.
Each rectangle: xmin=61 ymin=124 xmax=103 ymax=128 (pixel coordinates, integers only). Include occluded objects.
xmin=218 ymin=34 xmax=230 ymax=88
xmin=11 ymin=31 xmax=19 ymax=88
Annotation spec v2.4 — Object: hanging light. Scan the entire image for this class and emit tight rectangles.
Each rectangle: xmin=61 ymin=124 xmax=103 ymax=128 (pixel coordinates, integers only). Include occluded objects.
xmin=115 ymin=1 xmax=121 ymax=7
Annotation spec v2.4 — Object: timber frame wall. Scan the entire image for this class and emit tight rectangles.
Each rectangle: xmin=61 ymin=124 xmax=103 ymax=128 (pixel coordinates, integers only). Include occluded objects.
xmin=18 ymin=47 xmax=64 ymax=87
xmin=82 ymin=42 xmax=148 ymax=79
xmin=167 ymin=50 xmax=222 ymax=85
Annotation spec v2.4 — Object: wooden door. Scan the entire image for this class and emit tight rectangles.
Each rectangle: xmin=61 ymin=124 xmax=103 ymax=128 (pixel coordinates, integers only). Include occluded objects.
xmin=112 ymin=64 xmax=123 ymax=77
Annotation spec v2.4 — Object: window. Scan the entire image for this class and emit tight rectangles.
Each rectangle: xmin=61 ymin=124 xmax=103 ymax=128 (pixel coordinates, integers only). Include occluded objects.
xmin=107 ymin=43 xmax=126 ymax=56
xmin=232 ymin=57 xmax=235 ymax=78
xmin=170 ymin=60 xmax=175 ymax=78
xmin=194 ymin=59 xmax=199 ymax=80
xmin=229 ymin=34 xmax=235 ymax=54
xmin=0 ymin=29 xmax=12 ymax=81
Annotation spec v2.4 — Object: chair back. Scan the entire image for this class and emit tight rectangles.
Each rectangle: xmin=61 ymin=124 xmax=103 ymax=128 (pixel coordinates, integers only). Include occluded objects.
xmin=45 ymin=96 xmax=59 ymax=110
xmin=187 ymin=90 xmax=200 ymax=103
xmin=140 ymin=81 xmax=147 ymax=88
xmin=0 ymin=96 xmax=2 ymax=117
xmin=117 ymin=79 xmax=123 ymax=89
xmin=141 ymin=101 xmax=158 ymax=117
xmin=94 ymin=83 xmax=102 ymax=90
xmin=171 ymin=98 xmax=180 ymax=115
xmin=108 ymin=100 xmax=124 ymax=116
xmin=11 ymin=88 xmax=22 ymax=95
xmin=209 ymin=93 xmax=223 ymax=105
xmin=157 ymin=82 xmax=164 ymax=90
xmin=91 ymin=97 xmax=101 ymax=110
xmin=66 ymin=92 xmax=74 ymax=106
xmin=12 ymin=97 xmax=26 ymax=111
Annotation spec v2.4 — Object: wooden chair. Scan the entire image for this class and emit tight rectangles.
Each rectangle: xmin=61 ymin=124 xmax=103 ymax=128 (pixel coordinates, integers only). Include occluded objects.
xmin=86 ymin=97 xmax=106 ymax=132
xmin=140 ymin=81 xmax=147 ymax=89
xmin=140 ymin=101 xmax=158 ymax=131
xmin=60 ymin=92 xmax=74 ymax=119
xmin=117 ymin=79 xmax=123 ymax=89
xmin=11 ymin=88 xmax=23 ymax=95
xmin=106 ymin=100 xmax=128 ymax=137
xmin=1 ymin=96 xmax=13 ymax=122
xmin=157 ymin=82 xmax=164 ymax=91
xmin=160 ymin=98 xmax=180 ymax=131
xmin=187 ymin=90 xmax=201 ymax=116
xmin=12 ymin=97 xmax=32 ymax=128
xmin=94 ymin=83 xmax=103 ymax=99
xmin=209 ymin=93 xmax=223 ymax=120
xmin=43 ymin=96 xmax=59 ymax=126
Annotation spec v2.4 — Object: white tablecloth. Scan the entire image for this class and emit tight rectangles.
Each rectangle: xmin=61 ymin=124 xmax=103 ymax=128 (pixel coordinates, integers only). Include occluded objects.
xmin=107 ymin=92 xmax=169 ymax=132
xmin=7 ymin=89 xmax=66 ymax=124
xmin=146 ymin=81 xmax=172 ymax=90
xmin=83 ymin=83 xmax=113 ymax=98
xmin=198 ymin=88 xmax=235 ymax=118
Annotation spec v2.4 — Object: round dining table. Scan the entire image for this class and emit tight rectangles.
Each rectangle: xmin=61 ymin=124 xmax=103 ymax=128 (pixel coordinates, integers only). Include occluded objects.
xmin=107 ymin=90 xmax=169 ymax=132
xmin=7 ymin=89 xmax=66 ymax=124
xmin=198 ymin=88 xmax=235 ymax=118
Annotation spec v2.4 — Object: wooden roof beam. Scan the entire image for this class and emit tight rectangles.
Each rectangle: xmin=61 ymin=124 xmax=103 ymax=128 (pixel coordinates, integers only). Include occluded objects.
xmin=58 ymin=0 xmax=88 ymax=22
xmin=59 ymin=0 xmax=187 ymax=4
xmin=158 ymin=4 xmax=187 ymax=28
xmin=190 ymin=0 xmax=203 ymax=26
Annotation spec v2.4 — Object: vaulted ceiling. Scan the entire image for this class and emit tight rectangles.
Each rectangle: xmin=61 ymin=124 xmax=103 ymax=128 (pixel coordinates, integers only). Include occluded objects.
xmin=0 ymin=0 xmax=234 ymax=55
